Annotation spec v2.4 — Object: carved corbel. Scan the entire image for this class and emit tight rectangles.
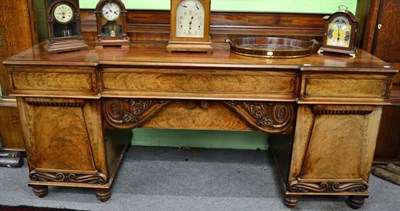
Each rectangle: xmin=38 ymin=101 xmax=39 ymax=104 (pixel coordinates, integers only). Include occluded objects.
xmin=223 ymin=101 xmax=295 ymax=134
xmin=103 ymin=98 xmax=171 ymax=129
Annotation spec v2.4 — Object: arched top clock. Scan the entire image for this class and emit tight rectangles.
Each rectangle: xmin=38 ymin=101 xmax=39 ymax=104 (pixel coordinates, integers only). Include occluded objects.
xmin=166 ymin=0 xmax=213 ymax=53
xmin=318 ymin=5 xmax=358 ymax=57
xmin=44 ymin=0 xmax=88 ymax=54
xmin=95 ymin=0 xmax=129 ymax=48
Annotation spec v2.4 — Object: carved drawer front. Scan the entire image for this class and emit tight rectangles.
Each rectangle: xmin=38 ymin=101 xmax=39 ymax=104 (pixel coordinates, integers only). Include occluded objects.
xmin=10 ymin=67 xmax=98 ymax=97
xmin=101 ymin=68 xmax=299 ymax=101
xmin=300 ymin=73 xmax=391 ymax=103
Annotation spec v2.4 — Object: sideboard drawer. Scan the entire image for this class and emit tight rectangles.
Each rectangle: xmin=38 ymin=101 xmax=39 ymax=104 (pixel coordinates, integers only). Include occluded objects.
xmin=9 ymin=67 xmax=98 ymax=98
xmin=300 ymin=73 xmax=391 ymax=104
xmin=101 ymin=68 xmax=299 ymax=101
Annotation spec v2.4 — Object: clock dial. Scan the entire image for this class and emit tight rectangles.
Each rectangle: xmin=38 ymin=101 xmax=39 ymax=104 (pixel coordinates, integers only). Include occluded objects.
xmin=176 ymin=0 xmax=205 ymax=38
xmin=326 ymin=16 xmax=351 ymax=48
xmin=53 ymin=3 xmax=74 ymax=24
xmin=102 ymin=2 xmax=121 ymax=21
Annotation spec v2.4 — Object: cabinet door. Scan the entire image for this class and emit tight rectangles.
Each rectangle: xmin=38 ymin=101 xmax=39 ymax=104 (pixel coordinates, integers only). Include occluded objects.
xmin=372 ymin=0 xmax=400 ymax=62
xmin=0 ymin=0 xmax=38 ymax=96
xmin=363 ymin=0 xmax=400 ymax=164
xmin=0 ymin=0 xmax=37 ymax=151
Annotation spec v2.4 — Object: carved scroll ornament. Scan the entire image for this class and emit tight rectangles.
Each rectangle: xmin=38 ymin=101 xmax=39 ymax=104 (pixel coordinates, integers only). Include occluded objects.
xmin=289 ymin=180 xmax=368 ymax=193
xmin=223 ymin=101 xmax=294 ymax=134
xmin=30 ymin=170 xmax=107 ymax=184
xmin=103 ymin=98 xmax=294 ymax=133
xmin=103 ymin=98 xmax=171 ymax=129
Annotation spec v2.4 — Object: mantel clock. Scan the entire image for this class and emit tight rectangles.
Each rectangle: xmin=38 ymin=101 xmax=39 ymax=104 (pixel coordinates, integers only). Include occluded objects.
xmin=95 ymin=0 xmax=129 ymax=48
xmin=318 ymin=5 xmax=358 ymax=57
xmin=44 ymin=0 xmax=88 ymax=54
xmin=166 ymin=0 xmax=213 ymax=53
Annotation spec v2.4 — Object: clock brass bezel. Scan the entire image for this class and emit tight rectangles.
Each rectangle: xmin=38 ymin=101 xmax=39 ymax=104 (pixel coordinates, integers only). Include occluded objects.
xmin=52 ymin=3 xmax=74 ymax=24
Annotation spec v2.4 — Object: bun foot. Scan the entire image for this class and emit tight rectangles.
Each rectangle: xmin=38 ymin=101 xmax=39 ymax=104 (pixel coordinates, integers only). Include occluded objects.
xmin=348 ymin=196 xmax=365 ymax=209
xmin=96 ymin=189 xmax=111 ymax=202
xmin=284 ymin=195 xmax=299 ymax=208
xmin=32 ymin=185 xmax=48 ymax=198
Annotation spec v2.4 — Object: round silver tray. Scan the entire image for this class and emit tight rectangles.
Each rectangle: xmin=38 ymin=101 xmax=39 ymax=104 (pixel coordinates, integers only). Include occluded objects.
xmin=226 ymin=37 xmax=318 ymax=58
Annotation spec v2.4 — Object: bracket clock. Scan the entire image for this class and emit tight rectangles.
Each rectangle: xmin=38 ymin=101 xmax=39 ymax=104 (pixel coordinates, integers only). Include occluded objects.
xmin=166 ymin=0 xmax=213 ymax=53
xmin=44 ymin=0 xmax=88 ymax=54
xmin=95 ymin=0 xmax=129 ymax=48
xmin=318 ymin=5 xmax=358 ymax=57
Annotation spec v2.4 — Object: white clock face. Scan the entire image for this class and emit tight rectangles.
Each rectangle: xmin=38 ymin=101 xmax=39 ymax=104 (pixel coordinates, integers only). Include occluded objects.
xmin=102 ymin=2 xmax=121 ymax=21
xmin=176 ymin=0 xmax=205 ymax=38
xmin=53 ymin=3 xmax=74 ymax=24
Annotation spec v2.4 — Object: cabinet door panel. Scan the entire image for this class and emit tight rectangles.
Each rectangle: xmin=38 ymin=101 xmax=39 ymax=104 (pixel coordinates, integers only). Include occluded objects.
xmin=372 ymin=0 xmax=400 ymax=62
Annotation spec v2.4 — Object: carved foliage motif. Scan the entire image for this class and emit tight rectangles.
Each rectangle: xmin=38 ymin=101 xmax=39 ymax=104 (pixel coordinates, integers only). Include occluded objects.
xmin=186 ymin=100 xmax=210 ymax=109
xmin=30 ymin=170 xmax=107 ymax=184
xmin=224 ymin=101 xmax=294 ymax=134
xmin=103 ymin=98 xmax=171 ymax=129
xmin=103 ymin=98 xmax=294 ymax=133
xmin=289 ymin=180 xmax=368 ymax=193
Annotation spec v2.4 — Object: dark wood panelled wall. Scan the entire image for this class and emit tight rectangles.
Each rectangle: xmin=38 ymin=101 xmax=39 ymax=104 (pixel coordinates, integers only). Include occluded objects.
xmin=363 ymin=0 xmax=400 ymax=164
xmin=80 ymin=10 xmax=327 ymax=43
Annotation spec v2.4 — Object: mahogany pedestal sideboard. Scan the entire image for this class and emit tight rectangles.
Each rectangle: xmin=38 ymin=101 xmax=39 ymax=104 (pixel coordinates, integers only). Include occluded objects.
xmin=3 ymin=41 xmax=398 ymax=208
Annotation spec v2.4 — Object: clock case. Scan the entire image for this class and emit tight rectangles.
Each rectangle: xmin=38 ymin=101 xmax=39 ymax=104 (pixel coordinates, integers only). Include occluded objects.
xmin=318 ymin=9 xmax=358 ymax=57
xmin=44 ymin=0 xmax=88 ymax=54
xmin=95 ymin=0 xmax=129 ymax=48
xmin=166 ymin=0 xmax=213 ymax=53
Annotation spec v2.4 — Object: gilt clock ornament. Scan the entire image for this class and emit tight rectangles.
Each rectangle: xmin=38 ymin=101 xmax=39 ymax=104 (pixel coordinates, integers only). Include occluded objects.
xmin=166 ymin=0 xmax=213 ymax=53
xmin=44 ymin=0 xmax=88 ymax=54
xmin=95 ymin=0 xmax=129 ymax=48
xmin=318 ymin=5 xmax=358 ymax=57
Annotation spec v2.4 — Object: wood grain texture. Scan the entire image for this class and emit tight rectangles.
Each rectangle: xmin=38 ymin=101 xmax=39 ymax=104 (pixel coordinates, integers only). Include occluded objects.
xmin=362 ymin=0 xmax=400 ymax=164
xmin=0 ymin=0 xmax=37 ymax=152
xmin=142 ymin=100 xmax=251 ymax=131
xmin=12 ymin=72 xmax=93 ymax=91
xmin=302 ymin=114 xmax=365 ymax=179
xmin=300 ymin=73 xmax=391 ymax=103
xmin=371 ymin=0 xmax=400 ymax=62
xmin=24 ymin=99 xmax=95 ymax=171
xmin=0 ymin=99 xmax=24 ymax=150
xmin=17 ymin=97 xmax=110 ymax=182
xmin=289 ymin=105 xmax=382 ymax=185
xmin=0 ymin=0 xmax=37 ymax=96
xmin=103 ymin=99 xmax=295 ymax=134
xmin=101 ymin=68 xmax=298 ymax=100
xmin=9 ymin=66 xmax=98 ymax=98
xmin=374 ymin=106 xmax=400 ymax=164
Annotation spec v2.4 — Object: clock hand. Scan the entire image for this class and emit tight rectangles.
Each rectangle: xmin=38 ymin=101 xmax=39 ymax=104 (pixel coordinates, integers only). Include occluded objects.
xmin=188 ymin=16 xmax=194 ymax=32
xmin=337 ymin=25 xmax=341 ymax=41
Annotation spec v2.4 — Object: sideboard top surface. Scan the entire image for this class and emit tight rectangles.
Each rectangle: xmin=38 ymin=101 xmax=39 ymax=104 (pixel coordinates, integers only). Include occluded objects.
xmin=3 ymin=41 xmax=398 ymax=73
